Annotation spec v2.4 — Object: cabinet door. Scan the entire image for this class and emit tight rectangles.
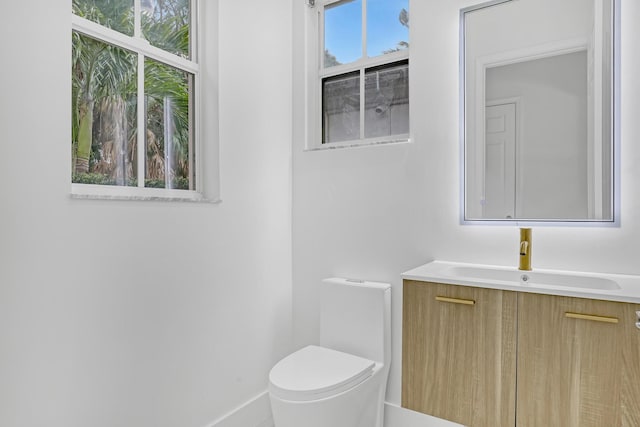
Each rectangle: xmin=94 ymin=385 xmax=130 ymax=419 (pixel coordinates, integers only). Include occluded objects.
xmin=402 ymin=280 xmax=517 ymax=427
xmin=517 ymin=293 xmax=640 ymax=427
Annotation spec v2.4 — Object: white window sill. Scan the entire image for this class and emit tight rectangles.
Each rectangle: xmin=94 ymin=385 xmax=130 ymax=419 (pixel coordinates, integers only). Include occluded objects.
xmin=305 ymin=136 xmax=412 ymax=152
xmin=71 ymin=183 xmax=221 ymax=204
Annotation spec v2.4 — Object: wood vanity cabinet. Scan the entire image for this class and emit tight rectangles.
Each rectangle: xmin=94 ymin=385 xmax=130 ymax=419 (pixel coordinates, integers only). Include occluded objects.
xmin=402 ymin=280 xmax=640 ymax=427
xmin=401 ymin=280 xmax=518 ymax=427
xmin=517 ymin=293 xmax=640 ymax=427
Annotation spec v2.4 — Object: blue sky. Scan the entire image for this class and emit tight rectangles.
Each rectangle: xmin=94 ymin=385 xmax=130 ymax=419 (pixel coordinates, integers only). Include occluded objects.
xmin=325 ymin=0 xmax=409 ymax=65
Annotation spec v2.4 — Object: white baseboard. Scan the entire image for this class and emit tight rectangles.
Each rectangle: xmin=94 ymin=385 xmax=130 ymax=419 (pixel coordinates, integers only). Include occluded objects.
xmin=383 ymin=402 xmax=464 ymax=427
xmin=204 ymin=392 xmax=463 ymax=427
xmin=205 ymin=391 xmax=273 ymax=427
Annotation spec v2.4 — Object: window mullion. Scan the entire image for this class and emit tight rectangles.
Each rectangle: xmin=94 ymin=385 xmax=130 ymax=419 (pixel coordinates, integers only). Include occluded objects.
xmin=319 ymin=5 xmax=326 ymax=69
xmin=360 ymin=0 xmax=367 ymax=140
xmin=134 ymin=0 xmax=142 ymax=38
xmin=190 ymin=0 xmax=197 ymax=62
xmin=137 ymin=54 xmax=146 ymax=188
xmin=362 ymin=0 xmax=367 ymax=60
xmin=360 ymin=68 xmax=365 ymax=140
xmin=319 ymin=50 xmax=409 ymax=79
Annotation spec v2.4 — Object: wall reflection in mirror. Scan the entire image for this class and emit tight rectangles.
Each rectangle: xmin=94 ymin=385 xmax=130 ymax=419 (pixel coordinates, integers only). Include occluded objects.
xmin=461 ymin=0 xmax=618 ymax=222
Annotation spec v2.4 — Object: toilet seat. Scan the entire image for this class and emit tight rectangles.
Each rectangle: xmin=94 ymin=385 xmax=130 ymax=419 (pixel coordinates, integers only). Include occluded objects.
xmin=269 ymin=345 xmax=376 ymax=402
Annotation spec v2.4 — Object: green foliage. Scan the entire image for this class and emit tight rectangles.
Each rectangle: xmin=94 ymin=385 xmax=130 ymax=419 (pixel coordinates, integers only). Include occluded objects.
xmin=72 ymin=0 xmax=134 ymax=35
xmin=382 ymin=8 xmax=410 ymax=55
xmin=142 ymin=0 xmax=190 ymax=58
xmin=72 ymin=173 xmax=190 ymax=190
xmin=399 ymin=8 xmax=409 ymax=28
xmin=324 ymin=50 xmax=341 ymax=67
xmin=72 ymin=172 xmax=122 ymax=186
xmin=144 ymin=177 xmax=190 ymax=190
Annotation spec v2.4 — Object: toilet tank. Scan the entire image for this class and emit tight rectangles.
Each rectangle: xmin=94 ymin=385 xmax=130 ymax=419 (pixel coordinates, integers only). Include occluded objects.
xmin=320 ymin=278 xmax=391 ymax=365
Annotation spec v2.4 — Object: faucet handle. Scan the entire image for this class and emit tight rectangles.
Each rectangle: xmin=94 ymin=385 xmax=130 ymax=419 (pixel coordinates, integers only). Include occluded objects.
xmin=518 ymin=228 xmax=532 ymax=271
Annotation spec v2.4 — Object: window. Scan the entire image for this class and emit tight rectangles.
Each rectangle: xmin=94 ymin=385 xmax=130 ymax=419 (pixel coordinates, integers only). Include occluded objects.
xmin=71 ymin=0 xmax=212 ymax=201
xmin=309 ymin=0 xmax=410 ymax=149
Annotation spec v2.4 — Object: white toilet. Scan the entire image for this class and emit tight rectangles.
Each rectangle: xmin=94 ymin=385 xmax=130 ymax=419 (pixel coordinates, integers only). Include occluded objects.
xmin=269 ymin=278 xmax=391 ymax=427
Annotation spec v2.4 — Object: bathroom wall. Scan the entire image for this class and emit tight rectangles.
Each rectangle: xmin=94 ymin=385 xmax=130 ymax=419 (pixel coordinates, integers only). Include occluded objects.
xmin=0 ymin=0 xmax=292 ymax=426
xmin=292 ymin=0 xmax=640 ymax=408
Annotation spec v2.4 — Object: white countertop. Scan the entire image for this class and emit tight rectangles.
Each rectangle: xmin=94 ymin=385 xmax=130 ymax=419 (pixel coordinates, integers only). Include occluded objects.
xmin=402 ymin=260 xmax=640 ymax=304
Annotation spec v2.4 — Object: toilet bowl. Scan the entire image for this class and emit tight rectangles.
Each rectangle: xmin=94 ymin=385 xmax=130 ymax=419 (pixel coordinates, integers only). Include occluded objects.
xmin=269 ymin=278 xmax=391 ymax=427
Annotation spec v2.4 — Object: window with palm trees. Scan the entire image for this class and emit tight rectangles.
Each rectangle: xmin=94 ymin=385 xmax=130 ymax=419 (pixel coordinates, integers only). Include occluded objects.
xmin=72 ymin=0 xmax=197 ymax=194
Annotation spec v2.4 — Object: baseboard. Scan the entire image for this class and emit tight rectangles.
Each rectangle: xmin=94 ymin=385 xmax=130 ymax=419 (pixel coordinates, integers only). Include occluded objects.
xmin=383 ymin=403 xmax=465 ymax=427
xmin=204 ymin=392 xmax=463 ymax=427
xmin=205 ymin=391 xmax=273 ymax=427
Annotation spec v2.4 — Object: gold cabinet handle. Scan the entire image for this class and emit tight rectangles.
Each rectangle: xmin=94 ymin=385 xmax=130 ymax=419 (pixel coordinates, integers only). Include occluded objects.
xmin=565 ymin=312 xmax=619 ymax=324
xmin=435 ymin=296 xmax=475 ymax=306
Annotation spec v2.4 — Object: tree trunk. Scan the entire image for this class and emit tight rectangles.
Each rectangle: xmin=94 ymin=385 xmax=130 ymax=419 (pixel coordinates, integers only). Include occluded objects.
xmin=75 ymin=95 xmax=93 ymax=174
xmin=113 ymin=97 xmax=127 ymax=186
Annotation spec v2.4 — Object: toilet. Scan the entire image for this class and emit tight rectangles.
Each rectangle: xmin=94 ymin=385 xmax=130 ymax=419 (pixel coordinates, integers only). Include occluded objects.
xmin=268 ymin=278 xmax=391 ymax=427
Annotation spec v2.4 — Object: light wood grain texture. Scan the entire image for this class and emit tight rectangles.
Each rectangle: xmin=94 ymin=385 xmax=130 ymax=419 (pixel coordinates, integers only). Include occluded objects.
xmin=517 ymin=293 xmax=640 ymax=427
xmin=402 ymin=280 xmax=517 ymax=427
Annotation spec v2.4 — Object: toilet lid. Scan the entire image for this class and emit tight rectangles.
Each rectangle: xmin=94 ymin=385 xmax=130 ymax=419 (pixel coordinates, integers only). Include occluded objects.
xmin=269 ymin=345 xmax=376 ymax=401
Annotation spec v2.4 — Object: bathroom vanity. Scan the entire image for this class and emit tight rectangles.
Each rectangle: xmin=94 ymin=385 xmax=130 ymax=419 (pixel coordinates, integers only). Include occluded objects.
xmin=401 ymin=261 xmax=640 ymax=427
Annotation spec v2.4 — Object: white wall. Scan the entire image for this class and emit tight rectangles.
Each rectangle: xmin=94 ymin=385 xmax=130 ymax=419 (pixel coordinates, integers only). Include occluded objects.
xmin=0 ymin=1 xmax=293 ymax=426
xmin=292 ymin=0 xmax=640 ymax=408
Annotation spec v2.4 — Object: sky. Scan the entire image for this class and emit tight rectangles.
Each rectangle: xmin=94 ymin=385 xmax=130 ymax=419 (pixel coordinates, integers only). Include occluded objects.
xmin=325 ymin=0 xmax=409 ymax=65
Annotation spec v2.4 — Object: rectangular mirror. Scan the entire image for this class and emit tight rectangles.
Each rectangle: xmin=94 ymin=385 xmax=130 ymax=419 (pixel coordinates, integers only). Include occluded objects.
xmin=461 ymin=0 xmax=619 ymax=223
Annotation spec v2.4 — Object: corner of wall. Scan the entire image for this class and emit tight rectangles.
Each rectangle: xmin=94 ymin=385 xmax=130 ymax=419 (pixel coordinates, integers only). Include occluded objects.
xmin=205 ymin=391 xmax=273 ymax=427
xmin=383 ymin=403 xmax=464 ymax=427
xmin=204 ymin=394 xmax=466 ymax=427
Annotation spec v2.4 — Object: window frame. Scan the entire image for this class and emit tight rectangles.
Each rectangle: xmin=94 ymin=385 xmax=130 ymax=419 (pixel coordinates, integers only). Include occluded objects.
xmin=306 ymin=0 xmax=411 ymax=150
xmin=71 ymin=0 xmax=212 ymax=202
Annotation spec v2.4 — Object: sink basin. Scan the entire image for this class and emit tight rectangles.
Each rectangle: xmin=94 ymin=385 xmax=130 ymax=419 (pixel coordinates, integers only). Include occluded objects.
xmin=446 ymin=265 xmax=621 ymax=290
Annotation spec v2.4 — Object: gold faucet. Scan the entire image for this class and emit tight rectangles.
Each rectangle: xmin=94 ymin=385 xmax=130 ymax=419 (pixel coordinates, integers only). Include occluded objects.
xmin=519 ymin=228 xmax=532 ymax=271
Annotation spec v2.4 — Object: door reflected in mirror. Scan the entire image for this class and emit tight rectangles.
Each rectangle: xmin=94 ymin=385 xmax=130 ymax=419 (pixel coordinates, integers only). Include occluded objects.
xmin=461 ymin=0 xmax=618 ymax=223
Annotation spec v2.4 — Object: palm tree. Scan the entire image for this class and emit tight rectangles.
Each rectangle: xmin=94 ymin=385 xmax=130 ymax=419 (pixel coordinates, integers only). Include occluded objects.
xmin=382 ymin=8 xmax=410 ymax=54
xmin=144 ymin=58 xmax=191 ymax=187
xmin=72 ymin=31 xmax=136 ymax=183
